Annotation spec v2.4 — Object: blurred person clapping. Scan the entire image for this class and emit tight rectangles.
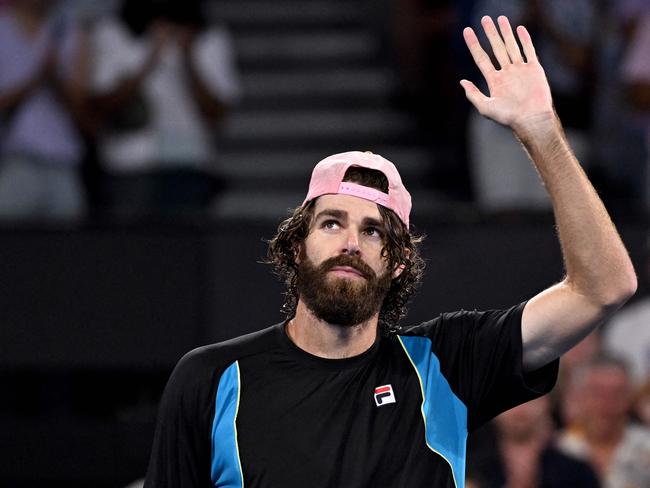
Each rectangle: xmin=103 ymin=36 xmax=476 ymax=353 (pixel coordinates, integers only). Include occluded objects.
xmin=90 ymin=0 xmax=241 ymax=220
xmin=0 ymin=0 xmax=90 ymax=221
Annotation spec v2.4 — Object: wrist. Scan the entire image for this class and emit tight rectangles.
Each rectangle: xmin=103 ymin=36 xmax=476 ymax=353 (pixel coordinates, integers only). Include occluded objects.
xmin=512 ymin=109 xmax=557 ymax=137
xmin=513 ymin=109 xmax=565 ymax=148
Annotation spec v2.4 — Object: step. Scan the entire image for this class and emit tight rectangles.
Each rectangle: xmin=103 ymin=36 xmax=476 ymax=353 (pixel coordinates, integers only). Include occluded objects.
xmin=208 ymin=0 xmax=363 ymax=28
xmin=240 ymin=67 xmax=396 ymax=103
xmin=233 ymin=30 xmax=378 ymax=67
xmin=217 ymin=146 xmax=432 ymax=182
xmin=222 ymin=108 xmax=417 ymax=144
xmin=212 ymin=188 xmax=447 ymax=221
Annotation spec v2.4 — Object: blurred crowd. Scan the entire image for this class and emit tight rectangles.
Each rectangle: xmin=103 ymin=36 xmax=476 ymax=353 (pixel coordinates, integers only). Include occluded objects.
xmin=392 ymin=5 xmax=650 ymax=483
xmin=0 ymin=0 xmax=240 ymax=223
xmin=393 ymin=0 xmax=650 ymax=216
xmin=0 ymin=0 xmax=648 ymax=225
xmin=463 ymin=240 xmax=650 ymax=488
xmin=2 ymin=2 xmax=649 ymax=487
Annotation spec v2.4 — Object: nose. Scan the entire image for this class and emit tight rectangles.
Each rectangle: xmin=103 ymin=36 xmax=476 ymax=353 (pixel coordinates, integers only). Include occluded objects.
xmin=342 ymin=230 xmax=361 ymax=256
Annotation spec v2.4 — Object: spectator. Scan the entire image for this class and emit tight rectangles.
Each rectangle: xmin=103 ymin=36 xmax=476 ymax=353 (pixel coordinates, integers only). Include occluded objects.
xmin=632 ymin=379 xmax=650 ymax=427
xmin=90 ymin=0 xmax=241 ymax=220
xmin=618 ymin=1 xmax=650 ymax=212
xmin=557 ymin=356 xmax=650 ymax=487
xmin=469 ymin=395 xmax=600 ymax=487
xmin=586 ymin=0 xmax=648 ymax=215
xmin=602 ymin=235 xmax=650 ymax=388
xmin=0 ymin=0 xmax=89 ymax=222
xmin=392 ymin=0 xmax=475 ymax=199
xmin=467 ymin=0 xmax=597 ymax=212
xmin=554 ymin=332 xmax=602 ymax=428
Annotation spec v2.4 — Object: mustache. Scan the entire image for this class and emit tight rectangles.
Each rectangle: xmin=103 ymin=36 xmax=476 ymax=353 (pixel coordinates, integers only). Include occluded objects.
xmin=318 ymin=254 xmax=375 ymax=280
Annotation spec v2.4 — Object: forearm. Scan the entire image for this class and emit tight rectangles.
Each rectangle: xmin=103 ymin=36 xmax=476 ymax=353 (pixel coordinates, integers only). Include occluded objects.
xmin=59 ymin=28 xmax=92 ymax=130
xmin=91 ymin=43 xmax=159 ymax=121
xmin=183 ymin=53 xmax=226 ymax=124
xmin=626 ymin=82 xmax=650 ymax=111
xmin=516 ymin=114 xmax=637 ymax=307
xmin=462 ymin=16 xmax=637 ymax=370
xmin=90 ymin=70 xmax=148 ymax=121
xmin=0 ymin=77 xmax=40 ymax=114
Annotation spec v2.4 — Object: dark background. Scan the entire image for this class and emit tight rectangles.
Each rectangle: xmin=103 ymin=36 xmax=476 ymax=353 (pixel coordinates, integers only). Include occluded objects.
xmin=1 ymin=217 xmax=647 ymax=486
xmin=1 ymin=0 xmax=648 ymax=485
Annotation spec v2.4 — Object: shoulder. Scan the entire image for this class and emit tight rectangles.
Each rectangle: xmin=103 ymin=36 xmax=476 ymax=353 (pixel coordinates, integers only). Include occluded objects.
xmin=194 ymin=23 xmax=237 ymax=63
xmin=397 ymin=303 xmax=526 ymax=338
xmin=174 ymin=324 xmax=281 ymax=378
xmin=606 ymin=297 xmax=650 ymax=329
xmin=160 ymin=325 xmax=281 ymax=409
xmin=0 ymin=9 xmax=12 ymax=25
xmin=92 ymin=17 xmax=133 ymax=46
xmin=542 ymin=447 xmax=599 ymax=485
xmin=620 ymin=424 xmax=650 ymax=449
xmin=198 ymin=23 xmax=235 ymax=46
xmin=607 ymin=425 xmax=650 ymax=486
xmin=0 ymin=11 xmax=14 ymax=45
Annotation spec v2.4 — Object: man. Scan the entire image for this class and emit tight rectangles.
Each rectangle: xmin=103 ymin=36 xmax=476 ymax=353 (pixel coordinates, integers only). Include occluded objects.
xmin=90 ymin=0 xmax=240 ymax=218
xmin=0 ymin=0 xmax=89 ymax=220
xmin=603 ymin=235 xmax=650 ymax=387
xmin=144 ymin=16 xmax=637 ymax=487
xmin=468 ymin=395 xmax=600 ymax=487
xmin=557 ymin=356 xmax=650 ymax=487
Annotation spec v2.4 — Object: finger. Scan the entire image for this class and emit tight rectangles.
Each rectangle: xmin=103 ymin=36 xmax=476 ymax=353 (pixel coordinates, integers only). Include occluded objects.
xmin=497 ymin=16 xmax=523 ymax=63
xmin=460 ymin=79 xmax=488 ymax=113
xmin=463 ymin=27 xmax=496 ymax=80
xmin=516 ymin=25 xmax=537 ymax=63
xmin=481 ymin=16 xmax=510 ymax=69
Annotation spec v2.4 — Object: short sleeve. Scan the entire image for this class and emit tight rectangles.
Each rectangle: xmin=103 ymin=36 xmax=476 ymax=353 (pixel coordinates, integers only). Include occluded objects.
xmin=621 ymin=13 xmax=650 ymax=84
xmin=91 ymin=19 xmax=146 ymax=93
xmin=193 ymin=25 xmax=242 ymax=104
xmin=144 ymin=347 xmax=221 ymax=488
xmin=405 ymin=303 xmax=558 ymax=431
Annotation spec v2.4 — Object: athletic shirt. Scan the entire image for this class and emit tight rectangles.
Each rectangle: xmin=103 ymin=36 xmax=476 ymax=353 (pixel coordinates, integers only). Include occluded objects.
xmin=144 ymin=303 xmax=558 ymax=488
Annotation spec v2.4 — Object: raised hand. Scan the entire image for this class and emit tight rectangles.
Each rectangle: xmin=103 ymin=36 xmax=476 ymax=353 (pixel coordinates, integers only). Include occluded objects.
xmin=460 ymin=16 xmax=554 ymax=133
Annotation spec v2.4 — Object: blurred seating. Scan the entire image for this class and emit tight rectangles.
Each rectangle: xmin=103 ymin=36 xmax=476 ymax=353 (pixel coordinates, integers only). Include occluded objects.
xmin=467 ymin=0 xmax=597 ymax=213
xmin=89 ymin=0 xmax=241 ymax=220
xmin=0 ymin=0 xmax=89 ymax=222
xmin=556 ymin=356 xmax=650 ymax=487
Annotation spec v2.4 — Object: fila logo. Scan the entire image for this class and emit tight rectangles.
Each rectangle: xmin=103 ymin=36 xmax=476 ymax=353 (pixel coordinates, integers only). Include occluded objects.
xmin=374 ymin=384 xmax=396 ymax=406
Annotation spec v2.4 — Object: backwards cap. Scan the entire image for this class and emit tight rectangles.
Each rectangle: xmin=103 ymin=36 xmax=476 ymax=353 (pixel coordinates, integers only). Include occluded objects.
xmin=303 ymin=151 xmax=411 ymax=227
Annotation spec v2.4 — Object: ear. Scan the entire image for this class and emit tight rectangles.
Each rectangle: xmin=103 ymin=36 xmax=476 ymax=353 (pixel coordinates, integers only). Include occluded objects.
xmin=293 ymin=243 xmax=303 ymax=265
xmin=392 ymin=248 xmax=411 ymax=279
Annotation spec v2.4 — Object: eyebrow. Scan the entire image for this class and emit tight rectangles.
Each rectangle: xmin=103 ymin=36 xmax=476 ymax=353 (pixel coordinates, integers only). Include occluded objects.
xmin=314 ymin=209 xmax=384 ymax=228
xmin=362 ymin=217 xmax=384 ymax=228
xmin=314 ymin=209 xmax=346 ymax=221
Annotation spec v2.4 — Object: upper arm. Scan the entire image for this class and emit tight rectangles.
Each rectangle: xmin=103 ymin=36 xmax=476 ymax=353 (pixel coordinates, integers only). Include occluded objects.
xmin=144 ymin=350 xmax=218 ymax=487
xmin=521 ymin=281 xmax=614 ymax=371
xmin=194 ymin=27 xmax=242 ymax=104
xmin=418 ymin=306 xmax=558 ymax=430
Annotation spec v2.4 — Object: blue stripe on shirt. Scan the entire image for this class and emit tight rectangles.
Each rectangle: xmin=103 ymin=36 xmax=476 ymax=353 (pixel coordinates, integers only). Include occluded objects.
xmin=398 ymin=335 xmax=468 ymax=488
xmin=211 ymin=361 xmax=244 ymax=487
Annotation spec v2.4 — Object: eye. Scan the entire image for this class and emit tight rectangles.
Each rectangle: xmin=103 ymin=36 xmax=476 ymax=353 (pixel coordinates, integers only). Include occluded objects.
xmin=364 ymin=226 xmax=383 ymax=239
xmin=322 ymin=219 xmax=340 ymax=230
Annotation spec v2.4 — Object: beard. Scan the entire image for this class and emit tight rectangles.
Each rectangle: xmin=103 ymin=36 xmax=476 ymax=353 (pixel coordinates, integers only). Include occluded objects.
xmin=296 ymin=254 xmax=392 ymax=326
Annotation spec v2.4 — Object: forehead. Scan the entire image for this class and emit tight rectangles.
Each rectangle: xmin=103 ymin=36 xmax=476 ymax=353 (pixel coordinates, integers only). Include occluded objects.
xmin=586 ymin=366 xmax=628 ymax=386
xmin=312 ymin=194 xmax=383 ymax=221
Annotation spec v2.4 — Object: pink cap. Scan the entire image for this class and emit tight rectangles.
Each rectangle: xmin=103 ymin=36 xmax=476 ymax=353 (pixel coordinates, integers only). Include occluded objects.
xmin=303 ymin=151 xmax=411 ymax=227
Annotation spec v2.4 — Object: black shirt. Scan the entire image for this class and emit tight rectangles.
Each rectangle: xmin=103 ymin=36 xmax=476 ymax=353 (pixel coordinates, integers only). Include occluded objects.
xmin=145 ymin=303 xmax=558 ymax=487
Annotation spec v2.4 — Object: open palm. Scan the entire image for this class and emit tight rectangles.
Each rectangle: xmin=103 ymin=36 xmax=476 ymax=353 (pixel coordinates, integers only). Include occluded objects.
xmin=461 ymin=16 xmax=554 ymax=131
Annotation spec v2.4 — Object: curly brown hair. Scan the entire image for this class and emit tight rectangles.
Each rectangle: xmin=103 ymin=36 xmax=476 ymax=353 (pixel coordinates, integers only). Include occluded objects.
xmin=266 ymin=167 xmax=425 ymax=333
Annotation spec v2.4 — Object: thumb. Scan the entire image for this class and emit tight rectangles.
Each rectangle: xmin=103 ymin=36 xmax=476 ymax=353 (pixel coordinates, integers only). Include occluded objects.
xmin=459 ymin=79 xmax=488 ymax=113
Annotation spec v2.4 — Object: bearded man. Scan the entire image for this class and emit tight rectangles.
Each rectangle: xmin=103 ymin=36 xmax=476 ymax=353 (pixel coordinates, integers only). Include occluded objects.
xmin=144 ymin=16 xmax=637 ymax=488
